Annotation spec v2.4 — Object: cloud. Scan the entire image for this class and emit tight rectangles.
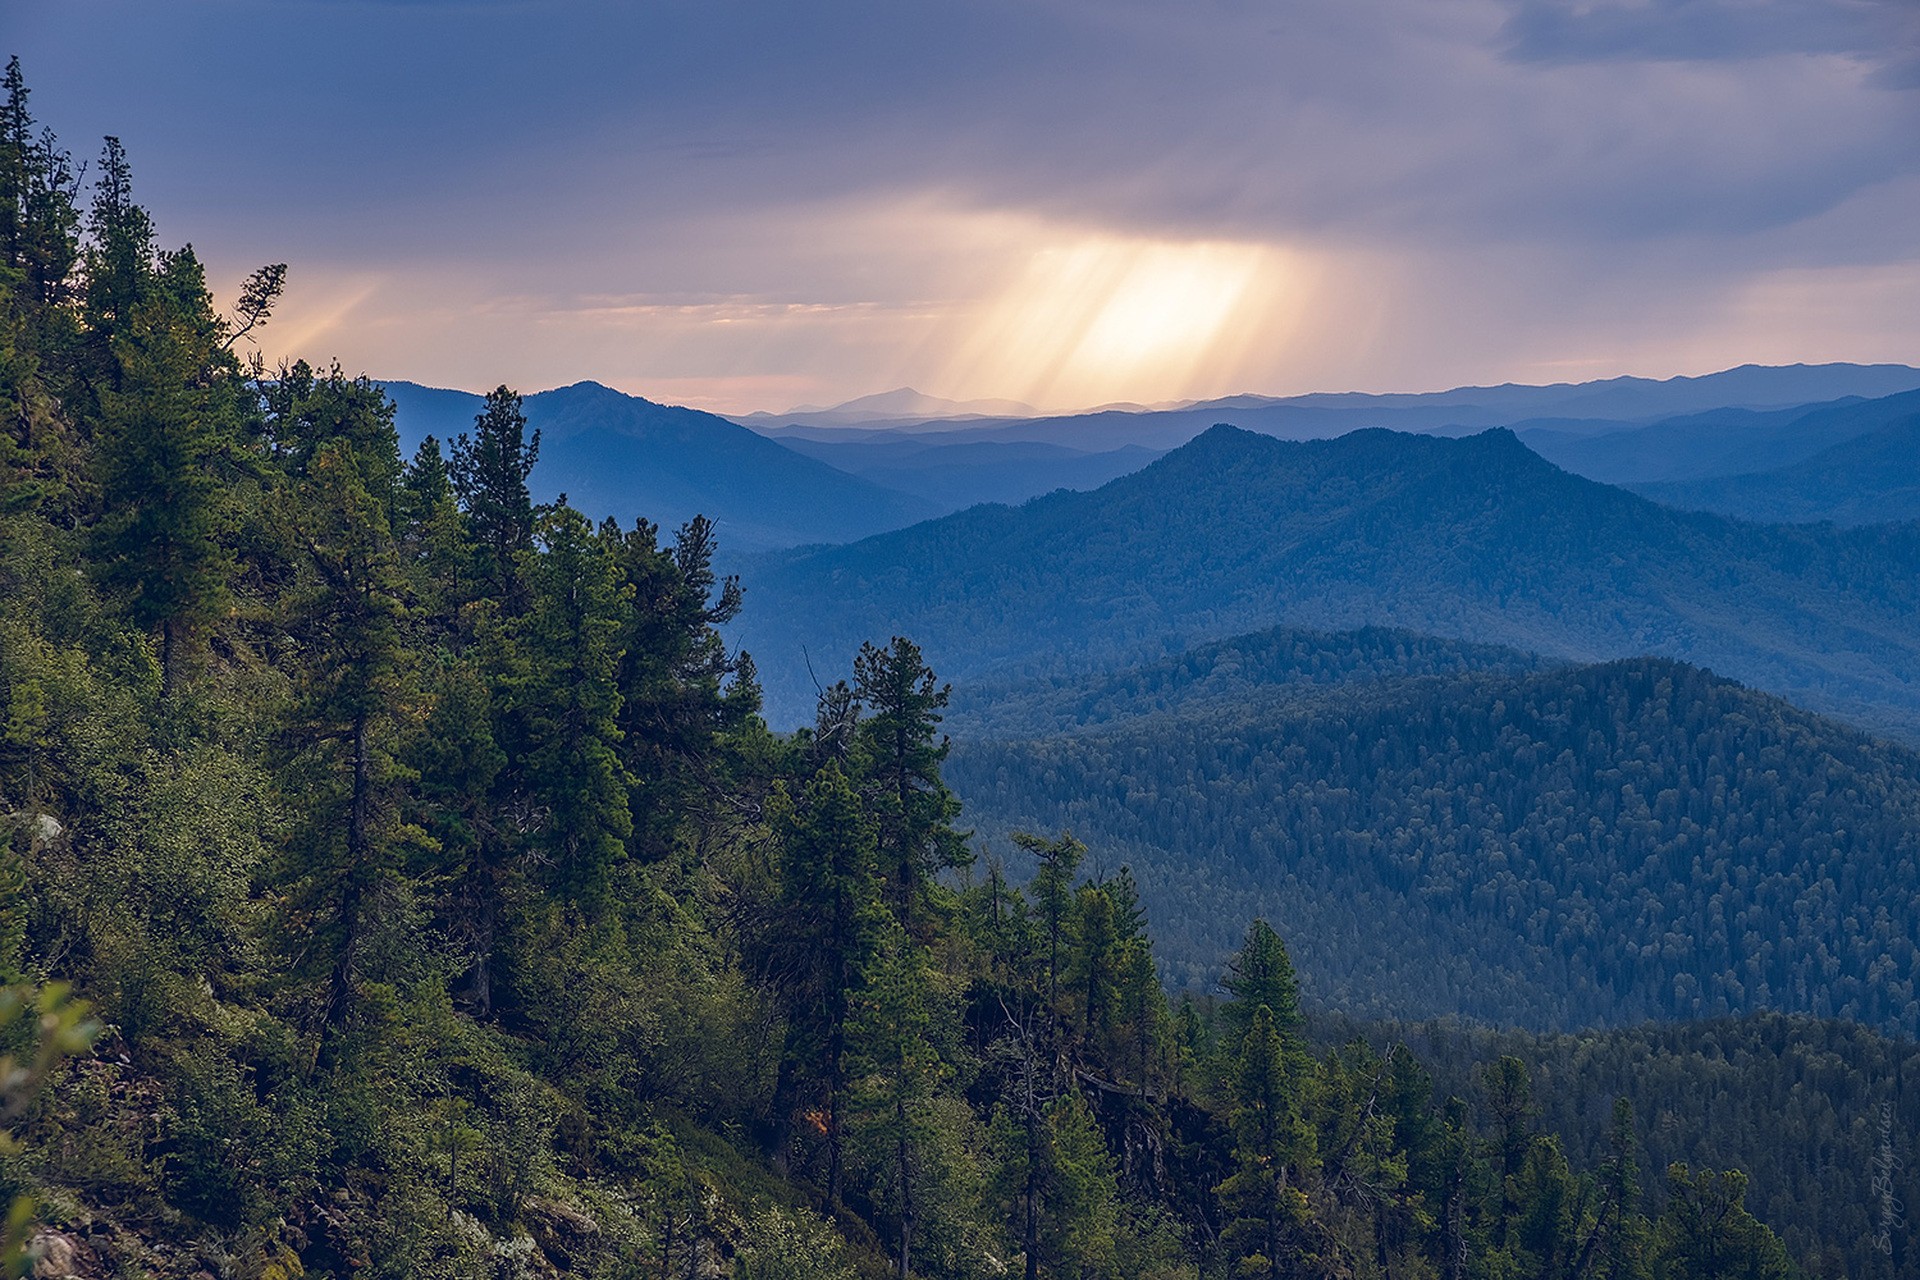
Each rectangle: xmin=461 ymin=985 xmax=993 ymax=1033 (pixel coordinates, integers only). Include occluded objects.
xmin=9 ymin=0 xmax=1919 ymax=408
xmin=1498 ymin=0 xmax=1915 ymax=66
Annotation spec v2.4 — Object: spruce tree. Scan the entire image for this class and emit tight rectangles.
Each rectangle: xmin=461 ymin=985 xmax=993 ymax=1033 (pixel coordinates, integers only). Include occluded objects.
xmin=90 ymin=250 xmax=240 ymax=694
xmin=773 ymin=763 xmax=887 ymax=1207
xmin=449 ymin=385 xmax=539 ymax=603
xmin=274 ymin=409 xmax=417 ymax=1058
xmin=512 ymin=502 xmax=632 ymax=901
xmin=853 ymin=636 xmax=967 ymax=931
xmin=1216 ymin=1005 xmax=1315 ymax=1280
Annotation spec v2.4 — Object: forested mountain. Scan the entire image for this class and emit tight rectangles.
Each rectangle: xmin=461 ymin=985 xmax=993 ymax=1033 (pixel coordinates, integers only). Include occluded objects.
xmin=2 ymin=64 xmax=1829 ymax=1280
xmin=738 ymin=424 xmax=1920 ymax=736
xmin=949 ymin=652 xmax=1920 ymax=1032
xmin=947 ymin=624 xmax=1550 ymax=738
xmin=1517 ymin=389 xmax=1920 ymax=484
xmin=1634 ymin=409 xmax=1920 ymax=526
xmin=1327 ymin=1014 xmax=1920 ymax=1280
xmin=383 ymin=378 xmax=941 ymax=550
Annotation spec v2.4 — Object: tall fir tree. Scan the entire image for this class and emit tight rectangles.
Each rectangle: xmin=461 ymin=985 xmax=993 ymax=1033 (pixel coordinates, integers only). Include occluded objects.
xmin=511 ymin=502 xmax=633 ymax=901
xmin=273 ymin=389 xmax=419 ymax=1060
xmin=853 ymin=636 xmax=967 ymax=931
xmin=449 ymin=385 xmax=539 ymax=604
xmin=772 ymin=762 xmax=888 ymax=1208
xmin=1216 ymin=1004 xmax=1317 ymax=1280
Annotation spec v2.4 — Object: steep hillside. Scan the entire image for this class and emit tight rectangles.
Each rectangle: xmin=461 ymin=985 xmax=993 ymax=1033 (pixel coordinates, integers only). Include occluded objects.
xmin=946 ymin=623 xmax=1550 ymax=738
xmin=384 ymin=379 xmax=939 ymax=550
xmin=947 ymin=655 xmax=1920 ymax=1034
xmin=737 ymin=425 xmax=1920 ymax=734
xmin=1343 ymin=1014 xmax=1920 ymax=1280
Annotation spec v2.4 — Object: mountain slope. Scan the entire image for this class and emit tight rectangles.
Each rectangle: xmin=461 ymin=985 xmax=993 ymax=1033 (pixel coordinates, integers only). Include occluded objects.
xmin=1521 ymin=389 xmax=1920 ymax=484
xmin=946 ymin=623 xmax=1551 ymax=738
xmin=383 ymin=379 xmax=940 ymax=550
xmin=736 ymin=425 xmax=1920 ymax=735
xmin=1634 ymin=407 xmax=1920 ymax=526
xmin=946 ymin=654 xmax=1920 ymax=1034
xmin=773 ymin=435 xmax=1163 ymax=510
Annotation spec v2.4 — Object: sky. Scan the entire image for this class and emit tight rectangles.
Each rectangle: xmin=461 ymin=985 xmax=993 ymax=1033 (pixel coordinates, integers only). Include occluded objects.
xmin=9 ymin=0 xmax=1920 ymax=415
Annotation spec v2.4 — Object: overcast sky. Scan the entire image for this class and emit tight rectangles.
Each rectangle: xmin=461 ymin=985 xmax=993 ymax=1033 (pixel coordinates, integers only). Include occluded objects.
xmin=10 ymin=0 xmax=1919 ymax=413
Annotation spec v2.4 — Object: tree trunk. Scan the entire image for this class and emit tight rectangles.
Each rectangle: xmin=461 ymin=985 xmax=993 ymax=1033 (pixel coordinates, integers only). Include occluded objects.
xmin=1023 ymin=1102 xmax=1042 ymax=1280
xmin=897 ymin=1093 xmax=914 ymax=1277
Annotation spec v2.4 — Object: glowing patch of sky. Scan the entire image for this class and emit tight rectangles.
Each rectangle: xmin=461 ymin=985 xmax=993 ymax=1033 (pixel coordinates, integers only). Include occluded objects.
xmin=21 ymin=0 xmax=1912 ymax=413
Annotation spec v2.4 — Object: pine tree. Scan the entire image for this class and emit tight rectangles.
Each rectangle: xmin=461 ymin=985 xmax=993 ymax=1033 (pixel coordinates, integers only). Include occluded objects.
xmin=398 ymin=434 xmax=468 ymax=626
xmin=1587 ymin=1098 xmax=1651 ymax=1280
xmin=773 ymin=763 xmax=887 ymax=1207
xmin=1651 ymin=1165 xmax=1790 ymax=1280
xmin=274 ymin=406 xmax=418 ymax=1060
xmin=1481 ymin=1054 xmax=1536 ymax=1250
xmin=90 ymin=248 xmax=240 ymax=694
xmin=1217 ymin=1005 xmax=1315 ymax=1280
xmin=1070 ymin=883 xmax=1120 ymax=1048
xmin=0 ymin=58 xmax=81 ymax=371
xmin=1220 ymin=920 xmax=1304 ymax=1048
xmin=512 ymin=502 xmax=632 ymax=900
xmin=853 ymin=635 xmax=968 ymax=931
xmin=1512 ymin=1135 xmax=1583 ymax=1280
xmin=605 ymin=514 xmax=750 ymax=860
xmin=847 ymin=926 xmax=947 ymax=1277
xmin=449 ymin=385 xmax=539 ymax=603
xmin=1014 ymin=830 xmax=1084 ymax=1020
xmin=408 ymin=653 xmax=509 ymax=1015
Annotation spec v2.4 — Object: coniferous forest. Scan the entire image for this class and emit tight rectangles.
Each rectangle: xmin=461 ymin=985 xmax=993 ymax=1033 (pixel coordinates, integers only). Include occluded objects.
xmin=0 ymin=59 xmax=1907 ymax=1280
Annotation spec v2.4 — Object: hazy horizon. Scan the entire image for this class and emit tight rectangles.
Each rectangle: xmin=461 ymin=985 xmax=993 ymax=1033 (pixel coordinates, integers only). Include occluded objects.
xmin=11 ymin=0 xmax=1918 ymax=415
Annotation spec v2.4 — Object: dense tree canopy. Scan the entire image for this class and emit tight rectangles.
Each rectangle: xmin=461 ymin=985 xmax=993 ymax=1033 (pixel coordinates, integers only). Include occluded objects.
xmin=0 ymin=59 xmax=1889 ymax=1280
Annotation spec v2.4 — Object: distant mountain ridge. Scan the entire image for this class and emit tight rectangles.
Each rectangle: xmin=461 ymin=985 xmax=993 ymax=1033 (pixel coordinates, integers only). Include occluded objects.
xmin=1520 ymin=388 xmax=1920 ymax=486
xmin=382 ymin=366 xmax=1920 ymax=553
xmin=739 ymin=386 xmax=1039 ymax=427
xmin=380 ymin=379 xmax=940 ymax=551
xmin=1633 ymin=403 xmax=1920 ymax=526
xmin=742 ymin=361 xmax=1920 ymax=449
xmin=735 ymin=424 xmax=1920 ymax=736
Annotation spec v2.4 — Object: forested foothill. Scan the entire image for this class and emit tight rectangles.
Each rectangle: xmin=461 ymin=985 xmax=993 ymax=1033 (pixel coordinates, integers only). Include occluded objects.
xmin=0 ymin=60 xmax=1903 ymax=1280
xmin=946 ymin=644 xmax=1920 ymax=1032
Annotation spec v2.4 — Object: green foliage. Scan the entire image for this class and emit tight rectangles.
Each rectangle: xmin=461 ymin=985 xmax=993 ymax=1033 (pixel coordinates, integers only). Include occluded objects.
xmin=953 ymin=649 xmax=1920 ymax=1029
xmin=1652 ymin=1165 xmax=1790 ymax=1280
xmin=741 ymin=423 xmax=1920 ymax=740
xmin=450 ymin=385 xmax=539 ymax=600
xmin=735 ymin=1203 xmax=858 ymax=1280
xmin=1 ymin=982 xmax=97 ymax=1279
xmin=0 ymin=60 xmax=1839 ymax=1280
